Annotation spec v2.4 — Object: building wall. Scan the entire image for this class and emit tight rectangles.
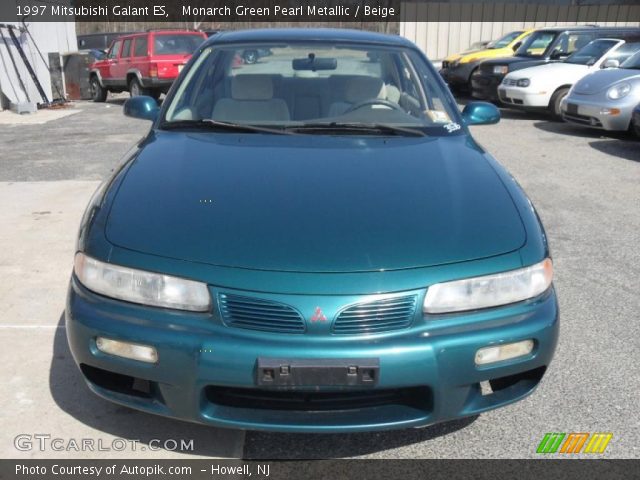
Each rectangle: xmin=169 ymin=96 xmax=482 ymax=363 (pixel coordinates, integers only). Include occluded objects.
xmin=400 ymin=2 xmax=640 ymax=60
xmin=0 ymin=21 xmax=76 ymax=108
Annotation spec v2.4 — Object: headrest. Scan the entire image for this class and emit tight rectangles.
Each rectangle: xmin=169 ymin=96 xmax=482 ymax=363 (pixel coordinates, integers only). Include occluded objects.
xmin=231 ymin=75 xmax=274 ymax=100
xmin=344 ymin=76 xmax=384 ymax=103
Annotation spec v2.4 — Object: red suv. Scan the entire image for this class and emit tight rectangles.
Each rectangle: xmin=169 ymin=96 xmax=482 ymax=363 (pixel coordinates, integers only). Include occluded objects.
xmin=89 ymin=30 xmax=207 ymax=102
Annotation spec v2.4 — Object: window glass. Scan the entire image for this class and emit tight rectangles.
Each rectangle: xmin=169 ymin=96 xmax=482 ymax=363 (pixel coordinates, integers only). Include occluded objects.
xmin=133 ymin=37 xmax=148 ymax=57
xmin=164 ymin=42 xmax=461 ymax=136
xmin=621 ymin=49 xmax=640 ymax=69
xmin=107 ymin=40 xmax=121 ymax=59
xmin=607 ymin=42 xmax=640 ymax=64
xmin=565 ymin=39 xmax=618 ymax=65
xmin=153 ymin=34 xmax=204 ymax=55
xmin=488 ymin=31 xmax=523 ymax=49
xmin=121 ymin=39 xmax=132 ymax=58
xmin=515 ymin=31 xmax=557 ymax=57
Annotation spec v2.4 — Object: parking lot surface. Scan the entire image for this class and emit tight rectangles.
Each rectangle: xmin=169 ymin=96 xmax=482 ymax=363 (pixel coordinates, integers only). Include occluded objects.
xmin=0 ymin=98 xmax=638 ymax=459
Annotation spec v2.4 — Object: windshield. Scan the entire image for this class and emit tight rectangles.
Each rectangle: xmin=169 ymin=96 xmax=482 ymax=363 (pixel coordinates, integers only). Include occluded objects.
xmin=488 ymin=31 xmax=523 ymax=49
xmin=565 ymin=39 xmax=619 ymax=65
xmin=621 ymin=48 xmax=640 ymax=69
xmin=163 ymin=42 xmax=461 ymax=136
xmin=153 ymin=34 xmax=204 ymax=55
xmin=515 ymin=31 xmax=557 ymax=57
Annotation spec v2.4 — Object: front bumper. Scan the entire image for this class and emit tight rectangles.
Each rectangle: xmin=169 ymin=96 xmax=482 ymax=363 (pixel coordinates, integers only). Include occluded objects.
xmin=498 ymin=85 xmax=550 ymax=108
xmin=440 ymin=63 xmax=477 ymax=87
xmin=471 ymin=73 xmax=504 ymax=101
xmin=66 ymin=277 xmax=559 ymax=433
xmin=561 ymin=97 xmax=634 ymax=132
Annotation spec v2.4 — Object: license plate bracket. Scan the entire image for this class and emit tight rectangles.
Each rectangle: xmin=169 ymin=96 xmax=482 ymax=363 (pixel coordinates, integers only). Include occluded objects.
xmin=256 ymin=357 xmax=379 ymax=387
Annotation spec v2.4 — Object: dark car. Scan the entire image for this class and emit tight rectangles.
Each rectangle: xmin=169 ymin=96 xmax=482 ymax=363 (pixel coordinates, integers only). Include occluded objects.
xmin=66 ymin=28 xmax=558 ymax=433
xmin=472 ymin=26 xmax=640 ymax=102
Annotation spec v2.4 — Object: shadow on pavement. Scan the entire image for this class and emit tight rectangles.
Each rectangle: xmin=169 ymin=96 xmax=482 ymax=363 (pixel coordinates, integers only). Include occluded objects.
xmin=533 ymin=120 xmax=631 ymax=140
xmin=589 ymin=139 xmax=640 ymax=162
xmin=51 ymin=312 xmax=477 ymax=459
xmin=49 ymin=313 xmax=242 ymax=458
xmin=243 ymin=415 xmax=477 ymax=459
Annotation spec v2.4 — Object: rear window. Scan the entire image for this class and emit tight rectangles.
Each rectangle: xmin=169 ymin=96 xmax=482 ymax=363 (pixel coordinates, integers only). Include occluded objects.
xmin=153 ymin=34 xmax=204 ymax=55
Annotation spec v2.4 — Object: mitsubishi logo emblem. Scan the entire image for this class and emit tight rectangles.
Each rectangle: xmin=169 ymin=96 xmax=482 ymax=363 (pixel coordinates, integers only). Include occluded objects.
xmin=310 ymin=307 xmax=327 ymax=322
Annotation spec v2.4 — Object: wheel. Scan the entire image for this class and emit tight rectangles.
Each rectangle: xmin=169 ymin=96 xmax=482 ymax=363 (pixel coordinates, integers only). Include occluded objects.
xmin=243 ymin=49 xmax=258 ymax=64
xmin=128 ymin=77 xmax=149 ymax=97
xmin=549 ymin=87 xmax=569 ymax=120
xmin=632 ymin=117 xmax=640 ymax=139
xmin=466 ymin=67 xmax=479 ymax=91
xmin=90 ymin=76 xmax=107 ymax=102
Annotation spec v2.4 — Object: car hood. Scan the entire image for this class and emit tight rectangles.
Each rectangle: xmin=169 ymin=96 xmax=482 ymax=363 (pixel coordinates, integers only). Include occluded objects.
xmin=510 ymin=62 xmax=590 ymax=82
xmin=572 ymin=68 xmax=640 ymax=94
xmin=105 ymin=132 xmax=526 ymax=273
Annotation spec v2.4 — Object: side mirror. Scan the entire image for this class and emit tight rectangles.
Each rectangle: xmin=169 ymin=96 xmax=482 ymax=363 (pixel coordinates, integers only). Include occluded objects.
xmin=512 ymin=41 xmax=522 ymax=52
xmin=123 ymin=96 xmax=159 ymax=121
xmin=461 ymin=101 xmax=501 ymax=126
xmin=602 ymin=58 xmax=620 ymax=69
xmin=550 ymin=50 xmax=569 ymax=60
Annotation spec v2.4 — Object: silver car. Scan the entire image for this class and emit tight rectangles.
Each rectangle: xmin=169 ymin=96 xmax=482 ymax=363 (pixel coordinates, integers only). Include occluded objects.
xmin=561 ymin=45 xmax=640 ymax=135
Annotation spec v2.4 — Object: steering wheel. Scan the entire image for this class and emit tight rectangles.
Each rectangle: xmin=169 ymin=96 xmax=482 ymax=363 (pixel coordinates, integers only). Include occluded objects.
xmin=344 ymin=98 xmax=403 ymax=114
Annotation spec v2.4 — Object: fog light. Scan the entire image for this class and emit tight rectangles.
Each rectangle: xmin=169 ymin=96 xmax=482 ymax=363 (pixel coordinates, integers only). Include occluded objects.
xmin=96 ymin=337 xmax=158 ymax=364
xmin=475 ymin=340 xmax=534 ymax=365
xmin=600 ymin=107 xmax=620 ymax=116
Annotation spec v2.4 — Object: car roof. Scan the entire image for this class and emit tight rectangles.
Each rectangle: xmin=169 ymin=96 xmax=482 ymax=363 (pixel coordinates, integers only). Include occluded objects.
xmin=205 ymin=28 xmax=414 ymax=48
xmin=533 ymin=25 xmax=639 ymax=33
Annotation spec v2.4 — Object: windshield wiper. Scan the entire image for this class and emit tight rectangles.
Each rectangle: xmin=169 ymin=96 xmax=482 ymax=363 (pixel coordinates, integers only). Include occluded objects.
xmin=159 ymin=119 xmax=296 ymax=135
xmin=286 ymin=122 xmax=427 ymax=137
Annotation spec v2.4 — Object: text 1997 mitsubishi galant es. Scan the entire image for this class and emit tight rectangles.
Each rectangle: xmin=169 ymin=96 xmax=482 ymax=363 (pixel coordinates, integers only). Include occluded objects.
xmin=66 ymin=29 xmax=558 ymax=433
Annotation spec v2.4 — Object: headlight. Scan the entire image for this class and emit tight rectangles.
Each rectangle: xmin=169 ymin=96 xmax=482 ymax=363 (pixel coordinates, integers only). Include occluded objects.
xmin=423 ymin=258 xmax=553 ymax=314
xmin=493 ymin=65 xmax=509 ymax=75
xmin=517 ymin=78 xmax=531 ymax=87
xmin=607 ymin=82 xmax=631 ymax=100
xmin=74 ymin=253 xmax=211 ymax=312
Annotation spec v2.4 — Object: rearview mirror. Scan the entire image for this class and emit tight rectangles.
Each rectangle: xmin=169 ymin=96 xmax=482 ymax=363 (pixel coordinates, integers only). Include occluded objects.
xmin=512 ymin=41 xmax=522 ymax=52
xmin=123 ymin=96 xmax=159 ymax=122
xmin=602 ymin=58 xmax=620 ymax=69
xmin=461 ymin=102 xmax=500 ymax=126
xmin=292 ymin=56 xmax=337 ymax=71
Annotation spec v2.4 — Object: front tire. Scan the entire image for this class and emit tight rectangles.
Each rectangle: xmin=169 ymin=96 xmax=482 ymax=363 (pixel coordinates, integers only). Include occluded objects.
xmin=549 ymin=87 xmax=569 ymax=120
xmin=90 ymin=76 xmax=107 ymax=102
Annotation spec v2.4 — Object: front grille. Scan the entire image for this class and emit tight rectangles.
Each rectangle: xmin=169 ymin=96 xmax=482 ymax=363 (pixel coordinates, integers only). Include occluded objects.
xmin=333 ymin=295 xmax=417 ymax=334
xmin=563 ymin=112 xmax=602 ymax=127
xmin=218 ymin=293 xmax=306 ymax=334
xmin=205 ymin=385 xmax=432 ymax=412
xmin=503 ymin=78 xmax=518 ymax=86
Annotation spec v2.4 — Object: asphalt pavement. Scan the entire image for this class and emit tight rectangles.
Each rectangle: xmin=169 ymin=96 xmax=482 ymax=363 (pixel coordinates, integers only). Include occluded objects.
xmin=0 ymin=97 xmax=638 ymax=459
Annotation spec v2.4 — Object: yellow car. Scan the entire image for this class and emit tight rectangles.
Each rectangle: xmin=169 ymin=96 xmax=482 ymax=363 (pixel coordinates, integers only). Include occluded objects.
xmin=440 ymin=29 xmax=535 ymax=90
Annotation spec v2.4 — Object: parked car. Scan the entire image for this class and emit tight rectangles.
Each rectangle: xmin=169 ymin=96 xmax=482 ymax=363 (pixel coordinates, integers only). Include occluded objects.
xmin=471 ymin=26 xmax=640 ymax=102
xmin=440 ymin=29 xmax=535 ymax=90
xmin=632 ymin=103 xmax=640 ymax=137
xmin=561 ymin=48 xmax=640 ymax=137
xmin=89 ymin=29 xmax=207 ymax=102
xmin=67 ymin=28 xmax=557 ymax=433
xmin=498 ymin=37 xmax=640 ymax=118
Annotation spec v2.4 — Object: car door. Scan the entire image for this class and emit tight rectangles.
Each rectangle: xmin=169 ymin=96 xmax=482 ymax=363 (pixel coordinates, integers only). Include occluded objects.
xmin=102 ymin=39 xmax=122 ymax=87
xmin=113 ymin=37 xmax=133 ymax=86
